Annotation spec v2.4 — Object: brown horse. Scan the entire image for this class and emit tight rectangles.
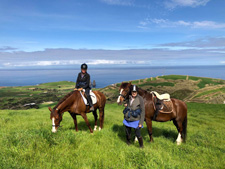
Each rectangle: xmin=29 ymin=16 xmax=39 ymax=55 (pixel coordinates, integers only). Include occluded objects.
xmin=117 ymin=82 xmax=187 ymax=145
xmin=48 ymin=90 xmax=106 ymax=133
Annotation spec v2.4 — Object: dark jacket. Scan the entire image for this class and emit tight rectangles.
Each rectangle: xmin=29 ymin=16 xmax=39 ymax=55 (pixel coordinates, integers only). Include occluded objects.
xmin=75 ymin=72 xmax=91 ymax=89
xmin=124 ymin=94 xmax=145 ymax=126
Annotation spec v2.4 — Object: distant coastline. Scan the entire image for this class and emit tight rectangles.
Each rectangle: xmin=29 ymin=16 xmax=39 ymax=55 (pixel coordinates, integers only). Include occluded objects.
xmin=0 ymin=65 xmax=225 ymax=87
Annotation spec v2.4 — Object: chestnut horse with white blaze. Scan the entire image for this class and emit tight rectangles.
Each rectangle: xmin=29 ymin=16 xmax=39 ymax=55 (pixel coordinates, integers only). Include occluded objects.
xmin=117 ymin=82 xmax=187 ymax=145
xmin=48 ymin=90 xmax=106 ymax=133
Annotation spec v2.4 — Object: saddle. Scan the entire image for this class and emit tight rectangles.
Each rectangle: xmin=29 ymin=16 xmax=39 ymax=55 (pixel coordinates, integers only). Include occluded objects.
xmin=151 ymin=91 xmax=173 ymax=114
xmin=151 ymin=91 xmax=170 ymax=101
xmin=80 ymin=90 xmax=97 ymax=105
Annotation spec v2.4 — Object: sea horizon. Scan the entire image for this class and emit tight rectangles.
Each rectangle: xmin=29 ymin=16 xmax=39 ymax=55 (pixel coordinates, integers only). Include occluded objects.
xmin=1 ymin=65 xmax=225 ymax=88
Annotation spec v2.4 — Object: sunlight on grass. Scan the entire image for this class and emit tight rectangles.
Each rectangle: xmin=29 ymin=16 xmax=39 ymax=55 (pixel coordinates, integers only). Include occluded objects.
xmin=0 ymin=103 xmax=224 ymax=168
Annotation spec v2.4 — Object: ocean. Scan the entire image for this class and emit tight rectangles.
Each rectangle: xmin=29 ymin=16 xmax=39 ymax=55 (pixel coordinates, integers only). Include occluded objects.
xmin=0 ymin=65 xmax=224 ymax=88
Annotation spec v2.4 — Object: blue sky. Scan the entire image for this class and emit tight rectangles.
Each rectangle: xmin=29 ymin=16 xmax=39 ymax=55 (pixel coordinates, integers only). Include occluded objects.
xmin=0 ymin=0 xmax=225 ymax=68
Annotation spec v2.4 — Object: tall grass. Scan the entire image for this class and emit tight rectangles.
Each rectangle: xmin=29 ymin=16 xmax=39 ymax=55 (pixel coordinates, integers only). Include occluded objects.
xmin=0 ymin=103 xmax=224 ymax=168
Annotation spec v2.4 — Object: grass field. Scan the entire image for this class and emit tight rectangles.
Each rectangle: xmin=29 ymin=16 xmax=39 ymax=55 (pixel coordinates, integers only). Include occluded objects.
xmin=0 ymin=102 xmax=224 ymax=169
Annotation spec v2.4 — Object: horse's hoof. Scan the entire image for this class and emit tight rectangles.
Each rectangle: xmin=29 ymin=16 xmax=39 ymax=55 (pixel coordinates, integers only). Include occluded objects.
xmin=134 ymin=137 xmax=138 ymax=142
xmin=149 ymin=139 xmax=154 ymax=143
xmin=99 ymin=127 xmax=102 ymax=131
xmin=176 ymin=141 xmax=182 ymax=145
xmin=52 ymin=129 xmax=57 ymax=133
xmin=94 ymin=125 xmax=98 ymax=131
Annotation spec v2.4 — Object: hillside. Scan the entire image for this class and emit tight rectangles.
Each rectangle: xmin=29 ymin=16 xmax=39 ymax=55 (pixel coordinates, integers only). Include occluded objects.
xmin=100 ymin=75 xmax=225 ymax=104
xmin=0 ymin=75 xmax=225 ymax=109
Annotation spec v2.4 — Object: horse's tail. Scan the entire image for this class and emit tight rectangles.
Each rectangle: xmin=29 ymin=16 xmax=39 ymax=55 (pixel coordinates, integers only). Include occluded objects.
xmin=182 ymin=116 xmax=187 ymax=142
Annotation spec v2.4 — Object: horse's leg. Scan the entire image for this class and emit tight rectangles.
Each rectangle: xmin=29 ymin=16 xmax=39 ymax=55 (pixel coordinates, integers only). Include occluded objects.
xmin=174 ymin=120 xmax=183 ymax=145
xmin=69 ymin=112 xmax=78 ymax=132
xmin=81 ymin=113 xmax=93 ymax=133
xmin=93 ymin=110 xmax=98 ymax=131
xmin=99 ymin=108 xmax=105 ymax=131
xmin=146 ymin=118 xmax=154 ymax=142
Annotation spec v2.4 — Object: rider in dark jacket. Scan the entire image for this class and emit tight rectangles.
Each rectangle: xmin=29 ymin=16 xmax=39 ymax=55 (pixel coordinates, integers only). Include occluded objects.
xmin=75 ymin=63 xmax=94 ymax=111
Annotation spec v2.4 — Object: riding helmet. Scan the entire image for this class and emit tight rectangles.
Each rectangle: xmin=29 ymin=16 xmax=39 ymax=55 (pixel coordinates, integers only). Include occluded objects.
xmin=81 ymin=63 xmax=88 ymax=70
xmin=132 ymin=85 xmax=138 ymax=92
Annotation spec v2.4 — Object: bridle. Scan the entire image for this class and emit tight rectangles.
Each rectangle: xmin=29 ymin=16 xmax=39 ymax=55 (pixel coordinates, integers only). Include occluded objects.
xmin=52 ymin=124 xmax=61 ymax=128
xmin=118 ymin=88 xmax=130 ymax=100
xmin=52 ymin=108 xmax=62 ymax=128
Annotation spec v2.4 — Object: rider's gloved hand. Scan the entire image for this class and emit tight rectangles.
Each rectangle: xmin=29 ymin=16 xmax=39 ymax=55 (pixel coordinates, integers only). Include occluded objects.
xmin=78 ymin=88 xmax=83 ymax=91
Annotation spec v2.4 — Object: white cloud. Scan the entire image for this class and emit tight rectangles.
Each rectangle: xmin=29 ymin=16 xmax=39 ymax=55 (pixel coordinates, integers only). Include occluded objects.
xmin=138 ymin=18 xmax=225 ymax=30
xmin=2 ymin=59 xmax=152 ymax=67
xmin=99 ymin=0 xmax=134 ymax=6
xmin=177 ymin=20 xmax=191 ymax=26
xmin=160 ymin=37 xmax=225 ymax=48
xmin=221 ymin=61 xmax=225 ymax=64
xmin=151 ymin=19 xmax=168 ymax=24
xmin=192 ymin=21 xmax=225 ymax=29
xmin=139 ymin=21 xmax=148 ymax=26
xmin=0 ymin=47 xmax=224 ymax=68
xmin=0 ymin=46 xmax=18 ymax=51
xmin=164 ymin=0 xmax=210 ymax=9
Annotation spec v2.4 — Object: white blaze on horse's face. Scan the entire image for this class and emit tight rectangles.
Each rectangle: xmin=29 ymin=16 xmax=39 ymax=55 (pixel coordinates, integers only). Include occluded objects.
xmin=117 ymin=89 xmax=124 ymax=103
xmin=52 ymin=117 xmax=57 ymax=133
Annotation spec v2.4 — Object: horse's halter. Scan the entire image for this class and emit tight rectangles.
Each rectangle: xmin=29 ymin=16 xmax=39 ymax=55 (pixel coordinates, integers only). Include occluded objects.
xmin=52 ymin=124 xmax=61 ymax=128
xmin=119 ymin=88 xmax=130 ymax=100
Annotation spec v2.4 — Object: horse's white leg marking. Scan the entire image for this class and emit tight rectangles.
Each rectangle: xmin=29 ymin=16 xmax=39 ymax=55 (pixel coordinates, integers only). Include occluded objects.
xmin=176 ymin=133 xmax=182 ymax=145
xmin=99 ymin=127 xmax=102 ymax=131
xmin=135 ymin=136 xmax=138 ymax=142
xmin=117 ymin=89 xmax=124 ymax=103
xmin=94 ymin=125 xmax=98 ymax=131
xmin=52 ymin=118 xmax=57 ymax=133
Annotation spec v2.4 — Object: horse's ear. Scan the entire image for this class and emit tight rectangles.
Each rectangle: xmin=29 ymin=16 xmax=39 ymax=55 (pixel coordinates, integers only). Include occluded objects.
xmin=48 ymin=107 xmax=52 ymax=112
xmin=128 ymin=81 xmax=132 ymax=86
xmin=121 ymin=81 xmax=124 ymax=84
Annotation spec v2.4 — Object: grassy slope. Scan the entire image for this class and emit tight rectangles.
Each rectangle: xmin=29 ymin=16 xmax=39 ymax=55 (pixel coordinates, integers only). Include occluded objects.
xmin=0 ymin=103 xmax=224 ymax=169
xmin=101 ymin=75 xmax=225 ymax=104
xmin=0 ymin=81 xmax=75 ymax=109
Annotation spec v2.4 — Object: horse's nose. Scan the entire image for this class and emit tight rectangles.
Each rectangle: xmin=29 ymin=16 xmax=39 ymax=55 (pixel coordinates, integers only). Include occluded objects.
xmin=52 ymin=128 xmax=57 ymax=133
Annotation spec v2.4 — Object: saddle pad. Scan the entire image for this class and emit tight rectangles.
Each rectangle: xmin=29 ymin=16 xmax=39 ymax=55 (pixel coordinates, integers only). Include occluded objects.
xmin=151 ymin=91 xmax=171 ymax=101
xmin=80 ymin=90 xmax=97 ymax=105
xmin=156 ymin=100 xmax=173 ymax=113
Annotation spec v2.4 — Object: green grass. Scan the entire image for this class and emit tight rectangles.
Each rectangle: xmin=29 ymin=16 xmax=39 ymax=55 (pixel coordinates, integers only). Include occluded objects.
xmin=159 ymin=75 xmax=187 ymax=80
xmin=188 ymin=76 xmax=225 ymax=88
xmin=0 ymin=81 xmax=76 ymax=109
xmin=139 ymin=82 xmax=175 ymax=87
xmin=38 ymin=81 xmax=75 ymax=89
xmin=0 ymin=103 xmax=224 ymax=169
xmin=159 ymin=75 xmax=225 ymax=89
xmin=194 ymin=87 xmax=225 ymax=98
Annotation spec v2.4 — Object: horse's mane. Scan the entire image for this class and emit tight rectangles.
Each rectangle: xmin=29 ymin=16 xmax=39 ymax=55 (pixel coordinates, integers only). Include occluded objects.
xmin=121 ymin=82 xmax=130 ymax=89
xmin=138 ymin=87 xmax=149 ymax=95
xmin=128 ymin=84 xmax=148 ymax=93
xmin=53 ymin=90 xmax=76 ymax=109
